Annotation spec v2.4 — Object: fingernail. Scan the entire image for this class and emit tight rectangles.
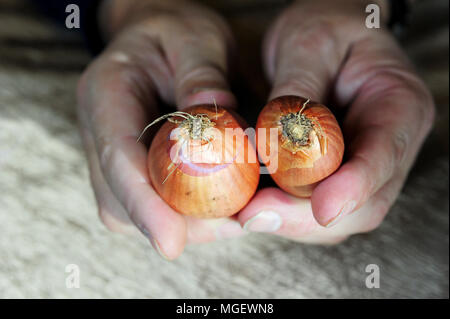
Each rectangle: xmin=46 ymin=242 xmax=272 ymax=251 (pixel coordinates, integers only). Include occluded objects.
xmin=215 ymin=221 xmax=246 ymax=240
xmin=326 ymin=200 xmax=357 ymax=228
xmin=243 ymin=210 xmax=282 ymax=233
xmin=136 ymin=223 xmax=170 ymax=260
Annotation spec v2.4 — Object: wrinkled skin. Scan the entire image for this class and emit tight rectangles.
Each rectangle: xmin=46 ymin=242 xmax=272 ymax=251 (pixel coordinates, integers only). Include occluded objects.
xmin=77 ymin=0 xmax=435 ymax=259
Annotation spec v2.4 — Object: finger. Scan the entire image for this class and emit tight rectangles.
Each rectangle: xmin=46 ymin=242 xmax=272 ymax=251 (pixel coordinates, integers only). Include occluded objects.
xmin=310 ymin=172 xmax=406 ymax=237
xmin=237 ymin=187 xmax=350 ymax=241
xmin=78 ymin=57 xmax=187 ymax=260
xmin=237 ymin=188 xmax=321 ymax=238
xmin=80 ymin=127 xmax=137 ymax=235
xmin=263 ymin=12 xmax=348 ymax=101
xmin=237 ymin=174 xmax=404 ymax=242
xmin=311 ymin=35 xmax=435 ymax=227
xmin=160 ymin=20 xmax=237 ymax=108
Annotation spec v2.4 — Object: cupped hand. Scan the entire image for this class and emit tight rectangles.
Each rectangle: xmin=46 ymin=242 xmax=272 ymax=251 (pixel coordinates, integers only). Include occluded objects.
xmin=77 ymin=0 xmax=244 ymax=260
xmin=237 ymin=0 xmax=435 ymax=243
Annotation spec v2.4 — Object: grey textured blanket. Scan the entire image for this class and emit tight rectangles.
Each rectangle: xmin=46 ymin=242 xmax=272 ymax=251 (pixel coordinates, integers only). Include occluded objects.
xmin=0 ymin=0 xmax=448 ymax=298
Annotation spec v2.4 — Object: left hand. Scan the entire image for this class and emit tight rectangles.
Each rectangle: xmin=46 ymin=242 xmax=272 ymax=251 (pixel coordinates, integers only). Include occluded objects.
xmin=235 ymin=0 xmax=435 ymax=243
xmin=76 ymin=0 xmax=244 ymax=260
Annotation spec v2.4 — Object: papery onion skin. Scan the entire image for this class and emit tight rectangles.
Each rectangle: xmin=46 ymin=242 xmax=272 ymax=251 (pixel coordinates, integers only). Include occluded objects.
xmin=256 ymin=95 xmax=344 ymax=197
xmin=148 ymin=105 xmax=260 ymax=218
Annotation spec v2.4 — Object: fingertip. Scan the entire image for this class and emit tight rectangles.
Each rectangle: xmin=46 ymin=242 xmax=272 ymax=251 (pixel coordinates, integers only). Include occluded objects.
xmin=311 ymin=164 xmax=361 ymax=226
xmin=153 ymin=236 xmax=186 ymax=261
xmin=153 ymin=222 xmax=187 ymax=260
xmin=132 ymin=201 xmax=187 ymax=260
xmin=136 ymin=221 xmax=187 ymax=260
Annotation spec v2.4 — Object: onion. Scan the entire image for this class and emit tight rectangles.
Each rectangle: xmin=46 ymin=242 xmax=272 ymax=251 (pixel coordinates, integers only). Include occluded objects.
xmin=256 ymin=95 xmax=344 ymax=197
xmin=145 ymin=104 xmax=260 ymax=218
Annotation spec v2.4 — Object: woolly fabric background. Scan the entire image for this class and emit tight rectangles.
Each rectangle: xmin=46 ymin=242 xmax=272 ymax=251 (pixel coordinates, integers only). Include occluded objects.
xmin=0 ymin=0 xmax=448 ymax=298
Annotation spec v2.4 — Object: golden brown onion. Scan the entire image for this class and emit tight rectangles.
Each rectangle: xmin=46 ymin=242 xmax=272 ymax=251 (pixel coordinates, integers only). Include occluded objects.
xmin=147 ymin=105 xmax=260 ymax=218
xmin=256 ymin=95 xmax=344 ymax=197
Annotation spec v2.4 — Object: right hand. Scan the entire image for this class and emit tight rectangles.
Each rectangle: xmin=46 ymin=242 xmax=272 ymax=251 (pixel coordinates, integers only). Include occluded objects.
xmin=77 ymin=0 xmax=244 ymax=260
xmin=237 ymin=0 xmax=435 ymax=243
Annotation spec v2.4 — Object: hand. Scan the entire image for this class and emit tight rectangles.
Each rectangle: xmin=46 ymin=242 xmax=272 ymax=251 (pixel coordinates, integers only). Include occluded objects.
xmin=237 ymin=0 xmax=435 ymax=243
xmin=77 ymin=0 xmax=244 ymax=260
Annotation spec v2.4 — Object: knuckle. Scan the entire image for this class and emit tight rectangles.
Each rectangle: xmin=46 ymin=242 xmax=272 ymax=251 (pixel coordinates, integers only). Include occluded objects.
xmin=76 ymin=62 xmax=142 ymax=121
xmin=370 ymin=71 xmax=417 ymax=97
xmin=176 ymin=64 xmax=227 ymax=101
xmin=369 ymin=72 xmax=434 ymax=127
xmin=418 ymin=88 xmax=436 ymax=135
xmin=100 ymin=64 xmax=138 ymax=92
xmin=400 ymin=82 xmax=436 ymax=137
xmin=96 ymin=137 xmax=133 ymax=182
xmin=357 ymin=71 xmax=435 ymax=167
xmin=96 ymin=138 xmax=128 ymax=184
xmin=98 ymin=141 xmax=114 ymax=175
xmin=92 ymin=54 xmax=144 ymax=94
xmin=282 ymin=19 xmax=337 ymax=53
xmin=392 ymin=128 xmax=409 ymax=166
xmin=350 ymin=64 xmax=421 ymax=103
xmin=180 ymin=63 xmax=226 ymax=83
